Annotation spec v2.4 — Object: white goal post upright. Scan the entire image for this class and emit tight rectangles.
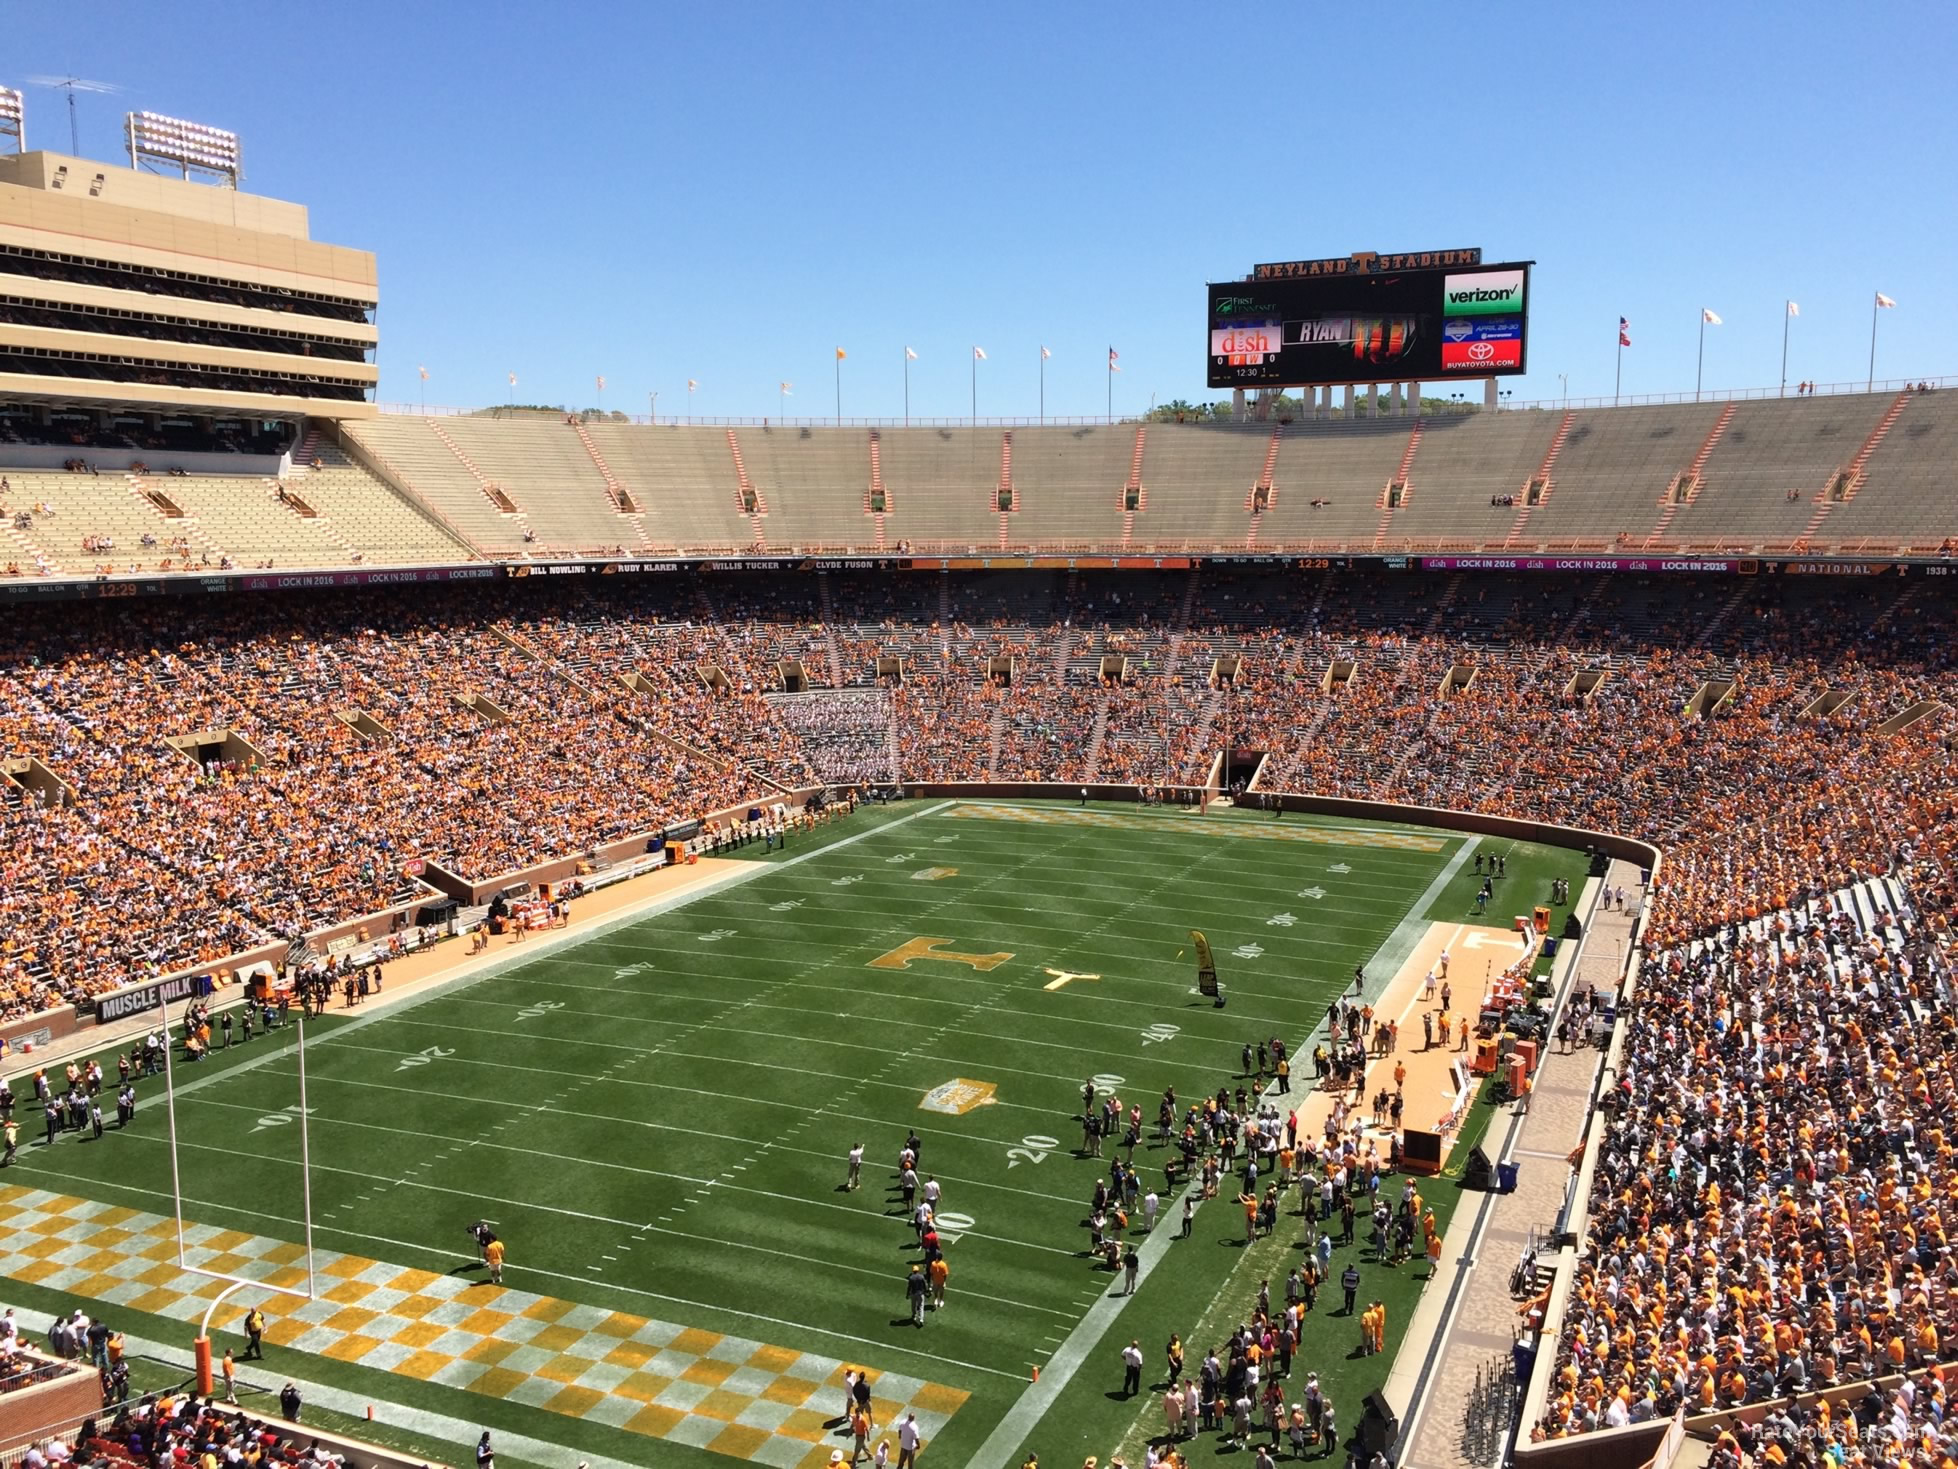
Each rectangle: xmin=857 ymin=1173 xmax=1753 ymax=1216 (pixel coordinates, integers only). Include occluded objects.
xmin=159 ymin=991 xmax=318 ymax=1391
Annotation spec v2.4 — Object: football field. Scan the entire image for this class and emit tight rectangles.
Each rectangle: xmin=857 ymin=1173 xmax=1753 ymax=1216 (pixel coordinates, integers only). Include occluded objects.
xmin=3 ymin=798 xmax=1571 ymax=1469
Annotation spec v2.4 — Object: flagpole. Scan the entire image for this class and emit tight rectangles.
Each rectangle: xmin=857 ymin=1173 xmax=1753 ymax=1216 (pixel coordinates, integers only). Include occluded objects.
xmin=904 ymin=352 xmax=910 ymax=427
xmin=1614 ymin=338 xmax=1622 ymax=406
xmin=835 ymin=354 xmax=842 ymax=425
xmin=1039 ymin=352 xmax=1045 ymax=423
xmin=1695 ymin=313 xmax=1705 ymax=402
xmin=1781 ymin=303 xmax=1791 ymax=397
xmin=1868 ymin=294 xmax=1878 ymax=391
xmin=1107 ymin=355 xmax=1113 ymax=424
xmin=971 ymin=354 xmax=976 ymax=424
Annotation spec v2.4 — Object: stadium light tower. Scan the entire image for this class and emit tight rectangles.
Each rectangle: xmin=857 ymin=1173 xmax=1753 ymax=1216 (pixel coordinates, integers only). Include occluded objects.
xmin=126 ymin=109 xmax=242 ymax=187
xmin=0 ymin=87 xmax=23 ymax=155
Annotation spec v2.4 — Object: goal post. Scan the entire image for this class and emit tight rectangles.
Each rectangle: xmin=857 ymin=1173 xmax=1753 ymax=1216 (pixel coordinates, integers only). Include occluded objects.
xmin=159 ymin=992 xmax=319 ymax=1390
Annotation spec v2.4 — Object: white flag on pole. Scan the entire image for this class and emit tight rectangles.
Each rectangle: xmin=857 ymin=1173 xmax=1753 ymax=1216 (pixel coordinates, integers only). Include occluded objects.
xmin=1701 ymin=309 xmax=1722 ymax=325
xmin=1786 ymin=302 xmax=1799 ymax=318
xmin=1040 ymin=346 xmax=1051 ymax=359
xmin=972 ymin=347 xmax=987 ymax=361
xmin=1875 ymin=292 xmax=1897 ymax=308
xmin=905 ymin=347 xmax=918 ymax=360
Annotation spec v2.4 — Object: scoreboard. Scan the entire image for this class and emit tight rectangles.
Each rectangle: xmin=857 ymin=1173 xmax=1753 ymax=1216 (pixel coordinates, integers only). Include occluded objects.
xmin=1208 ymin=260 xmax=1532 ymax=389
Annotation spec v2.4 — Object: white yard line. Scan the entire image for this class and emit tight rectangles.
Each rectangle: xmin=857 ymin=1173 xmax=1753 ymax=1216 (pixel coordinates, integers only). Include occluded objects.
xmin=957 ymin=1179 xmax=1193 ymax=1469
xmin=439 ymin=976 xmax=1283 ymax=1046
xmin=65 ymin=1155 xmax=1032 ymax=1386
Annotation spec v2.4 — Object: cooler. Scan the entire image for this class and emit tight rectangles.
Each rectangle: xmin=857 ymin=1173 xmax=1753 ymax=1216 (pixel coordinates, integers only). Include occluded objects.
xmin=1473 ymin=1037 xmax=1499 ymax=1075
xmin=1513 ymin=1039 xmax=1539 ymax=1074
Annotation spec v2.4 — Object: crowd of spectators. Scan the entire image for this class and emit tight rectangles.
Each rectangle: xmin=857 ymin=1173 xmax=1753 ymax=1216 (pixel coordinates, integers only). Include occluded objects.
xmin=1536 ymin=878 xmax=1957 ymax=1445
xmin=57 ymin=1397 xmax=362 ymax=1469
xmin=0 ymin=570 xmax=1951 ymax=1044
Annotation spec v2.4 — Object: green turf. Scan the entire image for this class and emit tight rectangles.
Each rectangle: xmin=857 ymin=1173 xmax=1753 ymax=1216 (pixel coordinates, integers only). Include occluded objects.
xmin=6 ymin=799 xmax=1587 ymax=1468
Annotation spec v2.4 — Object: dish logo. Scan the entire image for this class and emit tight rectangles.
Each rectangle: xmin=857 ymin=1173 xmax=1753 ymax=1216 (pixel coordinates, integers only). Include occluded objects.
xmin=1443 ymin=268 xmax=1526 ymax=316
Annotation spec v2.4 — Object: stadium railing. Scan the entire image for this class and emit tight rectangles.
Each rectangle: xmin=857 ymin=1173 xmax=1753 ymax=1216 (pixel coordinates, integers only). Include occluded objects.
xmin=374 ymin=375 xmax=1953 ymax=426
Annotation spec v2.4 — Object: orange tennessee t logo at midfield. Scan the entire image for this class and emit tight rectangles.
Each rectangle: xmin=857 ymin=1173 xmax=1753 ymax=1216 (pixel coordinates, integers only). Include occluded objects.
xmin=868 ymin=937 xmax=1015 ymax=972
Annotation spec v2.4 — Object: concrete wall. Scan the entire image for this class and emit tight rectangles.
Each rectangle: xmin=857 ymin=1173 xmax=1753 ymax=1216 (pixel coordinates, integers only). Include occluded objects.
xmin=0 ymin=1355 xmax=106 ymax=1453
xmin=0 ymin=1006 xmax=81 ymax=1057
xmin=417 ymin=787 xmax=827 ymax=906
xmin=1510 ymin=1420 xmax=1673 ymax=1469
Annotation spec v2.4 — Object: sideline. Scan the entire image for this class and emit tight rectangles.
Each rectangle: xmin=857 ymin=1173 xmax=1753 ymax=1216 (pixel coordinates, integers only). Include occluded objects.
xmin=959 ymin=799 xmax=1472 ymax=842
xmin=956 ymin=1173 xmax=1188 ymax=1469
xmin=1387 ymin=872 xmax=1613 ymax=1465
xmin=961 ymin=836 xmax=1484 ymax=1469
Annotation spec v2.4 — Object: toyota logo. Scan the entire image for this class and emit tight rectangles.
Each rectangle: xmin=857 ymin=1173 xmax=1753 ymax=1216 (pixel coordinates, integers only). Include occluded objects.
xmin=1467 ymin=342 xmax=1496 ymax=362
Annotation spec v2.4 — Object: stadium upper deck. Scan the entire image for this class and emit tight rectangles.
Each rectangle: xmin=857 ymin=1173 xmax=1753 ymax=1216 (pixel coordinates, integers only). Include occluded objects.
xmin=0 ymin=150 xmax=377 ymax=420
xmin=0 ymin=385 xmax=1953 ymax=582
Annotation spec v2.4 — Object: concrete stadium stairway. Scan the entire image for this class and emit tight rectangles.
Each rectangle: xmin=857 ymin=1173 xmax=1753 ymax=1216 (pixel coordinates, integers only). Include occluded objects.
xmin=1391 ymin=863 xmax=1646 ymax=1469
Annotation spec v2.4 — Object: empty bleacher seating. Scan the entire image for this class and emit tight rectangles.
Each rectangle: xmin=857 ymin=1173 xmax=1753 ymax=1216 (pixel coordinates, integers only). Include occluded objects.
xmin=8 ymin=389 xmax=1954 ymax=577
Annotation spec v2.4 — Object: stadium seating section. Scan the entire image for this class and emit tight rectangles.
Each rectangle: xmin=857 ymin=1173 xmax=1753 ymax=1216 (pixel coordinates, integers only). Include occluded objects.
xmin=3 ymin=395 xmax=1956 ymax=1447
xmin=0 ymin=468 xmax=1950 ymax=1465
xmin=3 ymin=390 xmax=1951 ymax=575
xmin=0 ymin=563 xmax=1951 ymax=1023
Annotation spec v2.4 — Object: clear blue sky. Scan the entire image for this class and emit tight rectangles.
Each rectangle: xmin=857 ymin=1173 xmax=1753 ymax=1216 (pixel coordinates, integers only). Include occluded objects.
xmin=10 ymin=1 xmax=1953 ymax=418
